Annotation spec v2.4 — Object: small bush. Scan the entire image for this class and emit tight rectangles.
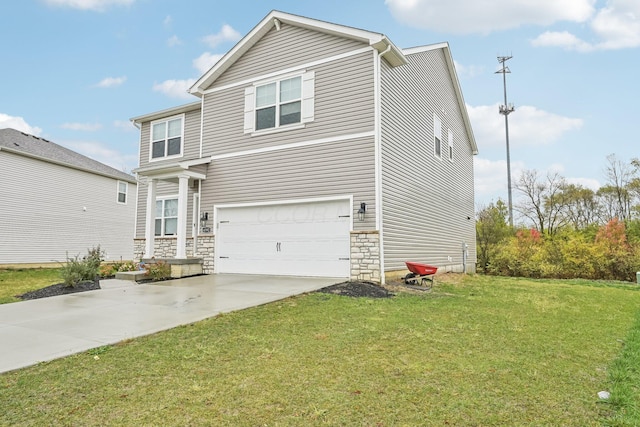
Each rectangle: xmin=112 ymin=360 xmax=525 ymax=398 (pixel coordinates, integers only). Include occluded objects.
xmin=59 ymin=246 xmax=104 ymax=287
xmin=145 ymin=261 xmax=171 ymax=281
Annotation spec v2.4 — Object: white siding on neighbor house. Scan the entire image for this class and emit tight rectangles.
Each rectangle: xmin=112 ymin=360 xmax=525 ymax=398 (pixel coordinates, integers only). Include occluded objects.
xmin=0 ymin=151 xmax=136 ymax=264
xmin=380 ymin=49 xmax=476 ymax=272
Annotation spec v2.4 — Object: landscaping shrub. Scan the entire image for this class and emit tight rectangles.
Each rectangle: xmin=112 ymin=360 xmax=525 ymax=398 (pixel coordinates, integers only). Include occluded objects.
xmin=145 ymin=261 xmax=171 ymax=281
xmin=59 ymin=246 xmax=104 ymax=287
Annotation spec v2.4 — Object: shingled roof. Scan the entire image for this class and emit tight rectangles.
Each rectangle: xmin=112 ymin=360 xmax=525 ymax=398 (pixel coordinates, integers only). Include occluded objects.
xmin=0 ymin=128 xmax=135 ymax=183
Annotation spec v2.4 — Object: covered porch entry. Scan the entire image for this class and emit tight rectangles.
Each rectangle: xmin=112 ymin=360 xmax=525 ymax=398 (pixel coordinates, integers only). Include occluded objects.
xmin=134 ymin=158 xmax=210 ymax=276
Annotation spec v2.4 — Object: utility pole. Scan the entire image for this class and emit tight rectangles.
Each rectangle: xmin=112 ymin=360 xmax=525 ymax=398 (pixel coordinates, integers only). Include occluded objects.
xmin=496 ymin=55 xmax=515 ymax=227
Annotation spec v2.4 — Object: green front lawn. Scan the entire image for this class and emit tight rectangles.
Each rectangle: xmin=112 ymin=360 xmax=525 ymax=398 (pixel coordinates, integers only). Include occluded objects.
xmin=0 ymin=268 xmax=61 ymax=304
xmin=1 ymin=275 xmax=639 ymax=425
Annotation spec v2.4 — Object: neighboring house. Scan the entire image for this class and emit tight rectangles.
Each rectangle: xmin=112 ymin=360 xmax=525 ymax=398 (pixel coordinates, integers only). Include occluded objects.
xmin=0 ymin=128 xmax=137 ymax=265
xmin=131 ymin=10 xmax=478 ymax=283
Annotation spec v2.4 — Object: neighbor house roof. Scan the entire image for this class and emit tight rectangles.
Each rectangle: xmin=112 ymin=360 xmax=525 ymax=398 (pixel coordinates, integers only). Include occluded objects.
xmin=0 ymin=128 xmax=136 ymax=183
xmin=189 ymin=10 xmax=407 ymax=96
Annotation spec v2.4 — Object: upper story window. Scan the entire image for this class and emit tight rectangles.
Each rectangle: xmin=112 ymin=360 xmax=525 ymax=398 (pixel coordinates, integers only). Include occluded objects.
xmin=150 ymin=115 xmax=183 ymax=161
xmin=448 ymin=129 xmax=454 ymax=161
xmin=433 ymin=113 xmax=442 ymax=159
xmin=256 ymin=77 xmax=301 ymax=130
xmin=117 ymin=181 xmax=128 ymax=204
xmin=244 ymin=71 xmax=315 ymax=134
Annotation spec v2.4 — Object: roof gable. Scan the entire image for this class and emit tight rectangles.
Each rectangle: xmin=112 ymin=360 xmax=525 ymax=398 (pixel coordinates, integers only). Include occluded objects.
xmin=403 ymin=43 xmax=478 ymax=155
xmin=189 ymin=10 xmax=406 ymax=96
xmin=0 ymin=128 xmax=136 ymax=182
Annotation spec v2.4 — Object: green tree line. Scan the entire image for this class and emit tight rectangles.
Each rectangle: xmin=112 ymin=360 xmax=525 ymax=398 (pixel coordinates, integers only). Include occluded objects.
xmin=477 ymin=154 xmax=640 ymax=281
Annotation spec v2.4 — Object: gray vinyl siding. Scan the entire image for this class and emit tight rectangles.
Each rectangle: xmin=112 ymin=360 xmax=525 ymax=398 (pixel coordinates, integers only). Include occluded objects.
xmin=211 ymin=23 xmax=368 ymax=88
xmin=138 ymin=108 xmax=202 ymax=168
xmin=202 ymin=50 xmax=375 ymax=156
xmin=0 ymin=151 xmax=136 ymax=264
xmin=380 ymin=49 xmax=476 ymax=272
xmin=202 ymin=137 xmax=376 ymax=231
xmin=134 ymin=178 xmax=200 ymax=239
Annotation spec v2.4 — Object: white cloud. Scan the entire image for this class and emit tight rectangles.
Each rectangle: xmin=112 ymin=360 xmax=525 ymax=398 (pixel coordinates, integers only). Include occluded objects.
xmin=454 ymin=60 xmax=483 ymax=78
xmin=202 ymin=24 xmax=241 ymax=48
xmin=152 ymin=79 xmax=196 ymax=99
xmin=167 ymin=35 xmax=181 ymax=47
xmin=163 ymin=15 xmax=172 ymax=27
xmin=113 ymin=120 xmax=136 ymax=131
xmin=61 ymin=122 xmax=102 ymax=131
xmin=95 ymin=76 xmax=126 ymax=88
xmin=467 ymin=103 xmax=583 ymax=149
xmin=473 ymin=157 xmax=526 ymax=205
xmin=567 ymin=176 xmax=601 ymax=190
xmin=0 ymin=113 xmax=42 ymax=136
xmin=385 ymin=0 xmax=595 ymax=34
xmin=61 ymin=140 xmax=138 ymax=173
xmin=193 ymin=52 xmax=223 ymax=74
xmin=532 ymin=0 xmax=640 ymax=51
xmin=43 ymin=0 xmax=134 ymax=12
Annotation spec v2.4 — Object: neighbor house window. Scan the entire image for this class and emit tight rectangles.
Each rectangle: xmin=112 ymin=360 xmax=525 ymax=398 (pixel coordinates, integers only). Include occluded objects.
xmin=155 ymin=198 xmax=178 ymax=236
xmin=151 ymin=116 xmax=183 ymax=160
xmin=244 ymin=71 xmax=315 ymax=134
xmin=448 ymin=129 xmax=454 ymax=161
xmin=117 ymin=181 xmax=128 ymax=204
xmin=433 ymin=113 xmax=442 ymax=158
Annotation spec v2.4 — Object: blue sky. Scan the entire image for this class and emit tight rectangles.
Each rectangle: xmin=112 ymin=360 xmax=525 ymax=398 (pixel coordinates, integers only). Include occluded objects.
xmin=1 ymin=0 xmax=638 ymax=209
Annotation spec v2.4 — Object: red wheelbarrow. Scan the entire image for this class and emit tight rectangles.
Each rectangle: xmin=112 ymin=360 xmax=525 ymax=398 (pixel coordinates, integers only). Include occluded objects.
xmin=404 ymin=262 xmax=438 ymax=289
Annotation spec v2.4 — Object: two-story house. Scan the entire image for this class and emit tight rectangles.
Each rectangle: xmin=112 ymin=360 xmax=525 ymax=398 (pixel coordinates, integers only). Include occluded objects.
xmin=131 ymin=10 xmax=478 ymax=283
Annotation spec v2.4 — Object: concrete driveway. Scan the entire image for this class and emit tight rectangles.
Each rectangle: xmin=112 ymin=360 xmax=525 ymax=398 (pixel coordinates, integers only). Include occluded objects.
xmin=0 ymin=274 xmax=341 ymax=374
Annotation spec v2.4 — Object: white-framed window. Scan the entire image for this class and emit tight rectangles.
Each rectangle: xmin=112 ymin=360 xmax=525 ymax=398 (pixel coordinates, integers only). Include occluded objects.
xmin=433 ymin=113 xmax=442 ymax=159
xmin=150 ymin=115 xmax=184 ymax=161
xmin=117 ymin=181 xmax=128 ymax=204
xmin=448 ymin=129 xmax=454 ymax=161
xmin=155 ymin=197 xmax=178 ymax=236
xmin=244 ymin=71 xmax=315 ymax=134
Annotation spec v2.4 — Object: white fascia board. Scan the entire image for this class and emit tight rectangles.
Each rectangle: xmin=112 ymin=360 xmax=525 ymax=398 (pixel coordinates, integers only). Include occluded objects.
xmin=189 ymin=10 xmax=407 ymax=95
xmin=130 ymin=101 xmax=201 ymax=125
xmin=405 ymin=42 xmax=478 ymax=155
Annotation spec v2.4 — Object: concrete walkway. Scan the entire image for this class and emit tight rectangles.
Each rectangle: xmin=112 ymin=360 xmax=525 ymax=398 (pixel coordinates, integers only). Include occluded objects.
xmin=0 ymin=274 xmax=341 ymax=374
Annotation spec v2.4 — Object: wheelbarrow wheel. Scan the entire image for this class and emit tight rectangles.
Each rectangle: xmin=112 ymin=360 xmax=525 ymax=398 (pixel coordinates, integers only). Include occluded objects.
xmin=404 ymin=273 xmax=416 ymax=284
xmin=421 ymin=277 xmax=433 ymax=290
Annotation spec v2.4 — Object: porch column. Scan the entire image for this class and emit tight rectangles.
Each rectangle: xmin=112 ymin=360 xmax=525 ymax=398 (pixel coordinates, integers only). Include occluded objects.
xmin=176 ymin=174 xmax=189 ymax=259
xmin=144 ymin=178 xmax=157 ymax=258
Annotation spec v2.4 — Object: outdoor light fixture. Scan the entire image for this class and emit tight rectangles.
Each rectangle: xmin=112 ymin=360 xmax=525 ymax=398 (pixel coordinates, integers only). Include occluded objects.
xmin=357 ymin=202 xmax=366 ymax=221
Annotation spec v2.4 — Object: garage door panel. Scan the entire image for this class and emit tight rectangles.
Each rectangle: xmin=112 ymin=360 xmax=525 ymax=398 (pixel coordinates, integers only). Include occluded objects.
xmin=216 ymin=200 xmax=350 ymax=277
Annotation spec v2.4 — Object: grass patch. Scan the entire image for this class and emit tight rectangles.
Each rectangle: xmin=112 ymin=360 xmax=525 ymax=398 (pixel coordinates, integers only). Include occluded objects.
xmin=1 ymin=275 xmax=639 ymax=425
xmin=602 ymin=311 xmax=640 ymax=426
xmin=0 ymin=268 xmax=61 ymax=304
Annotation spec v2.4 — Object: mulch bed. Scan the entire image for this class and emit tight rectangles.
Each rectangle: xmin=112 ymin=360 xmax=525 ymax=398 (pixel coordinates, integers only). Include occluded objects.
xmin=19 ymin=280 xmax=101 ymax=301
xmin=317 ymin=281 xmax=395 ymax=298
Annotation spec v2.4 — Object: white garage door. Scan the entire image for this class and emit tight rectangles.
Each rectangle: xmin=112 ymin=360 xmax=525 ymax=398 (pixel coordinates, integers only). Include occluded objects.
xmin=216 ymin=199 xmax=351 ymax=277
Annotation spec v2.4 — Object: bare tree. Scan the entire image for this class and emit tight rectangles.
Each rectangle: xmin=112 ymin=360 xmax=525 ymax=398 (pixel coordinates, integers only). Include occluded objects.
xmin=603 ymin=154 xmax=636 ymax=221
xmin=561 ymin=184 xmax=600 ymax=229
xmin=514 ymin=169 xmax=567 ymax=235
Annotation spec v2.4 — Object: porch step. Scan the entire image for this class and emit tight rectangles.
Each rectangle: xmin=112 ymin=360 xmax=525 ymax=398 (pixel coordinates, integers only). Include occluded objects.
xmin=115 ymin=271 xmax=148 ymax=281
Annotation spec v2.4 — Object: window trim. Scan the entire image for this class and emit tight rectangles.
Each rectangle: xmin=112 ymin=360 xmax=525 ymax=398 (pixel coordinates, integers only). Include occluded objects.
xmin=244 ymin=70 xmax=315 ymax=136
xmin=433 ymin=113 xmax=442 ymax=159
xmin=155 ymin=196 xmax=179 ymax=237
xmin=149 ymin=114 xmax=185 ymax=163
xmin=117 ymin=181 xmax=128 ymax=204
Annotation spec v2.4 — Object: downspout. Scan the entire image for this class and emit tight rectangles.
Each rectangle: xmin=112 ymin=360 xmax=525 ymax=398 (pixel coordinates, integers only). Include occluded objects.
xmin=375 ymin=44 xmax=391 ymax=284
